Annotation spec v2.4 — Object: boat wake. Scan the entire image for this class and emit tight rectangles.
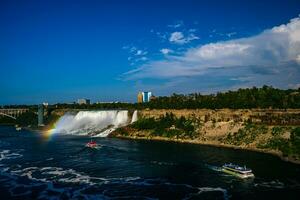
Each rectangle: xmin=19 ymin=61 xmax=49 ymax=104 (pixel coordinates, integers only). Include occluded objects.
xmin=0 ymin=149 xmax=229 ymax=200
xmin=206 ymin=164 xmax=223 ymax=172
xmin=254 ymin=180 xmax=285 ymax=189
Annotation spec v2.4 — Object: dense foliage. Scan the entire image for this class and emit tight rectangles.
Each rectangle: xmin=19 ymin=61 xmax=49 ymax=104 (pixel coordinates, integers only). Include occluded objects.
xmin=145 ymin=86 xmax=300 ymax=109
xmin=0 ymin=116 xmax=15 ymax=125
xmin=2 ymin=86 xmax=299 ymax=110
xmin=261 ymin=127 xmax=300 ymax=158
xmin=38 ymin=86 xmax=300 ymax=110
xmin=290 ymin=127 xmax=300 ymax=156
xmin=0 ymin=109 xmax=38 ymax=126
xmin=225 ymin=124 xmax=300 ymax=159
xmin=130 ymin=113 xmax=196 ymax=139
xmin=16 ymin=111 xmax=38 ymax=126
xmin=225 ymin=123 xmax=268 ymax=145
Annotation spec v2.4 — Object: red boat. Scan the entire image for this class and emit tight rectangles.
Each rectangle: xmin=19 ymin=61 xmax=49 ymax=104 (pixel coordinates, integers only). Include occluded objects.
xmin=86 ymin=140 xmax=98 ymax=148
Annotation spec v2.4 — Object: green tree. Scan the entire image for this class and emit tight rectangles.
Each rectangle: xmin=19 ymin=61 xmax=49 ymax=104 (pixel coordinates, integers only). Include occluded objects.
xmin=16 ymin=112 xmax=38 ymax=126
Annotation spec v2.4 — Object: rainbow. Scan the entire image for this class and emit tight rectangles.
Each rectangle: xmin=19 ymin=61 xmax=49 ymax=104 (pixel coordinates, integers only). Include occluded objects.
xmin=42 ymin=116 xmax=62 ymax=141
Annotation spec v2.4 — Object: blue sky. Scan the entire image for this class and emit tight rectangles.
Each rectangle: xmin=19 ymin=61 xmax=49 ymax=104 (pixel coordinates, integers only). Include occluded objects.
xmin=0 ymin=0 xmax=300 ymax=104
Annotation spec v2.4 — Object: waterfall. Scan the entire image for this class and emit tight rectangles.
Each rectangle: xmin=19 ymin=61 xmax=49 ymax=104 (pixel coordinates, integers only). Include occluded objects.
xmin=53 ymin=110 xmax=133 ymax=137
xmin=131 ymin=110 xmax=138 ymax=123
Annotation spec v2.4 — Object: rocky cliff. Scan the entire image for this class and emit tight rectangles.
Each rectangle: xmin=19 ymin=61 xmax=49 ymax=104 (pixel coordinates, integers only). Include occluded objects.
xmin=112 ymin=109 xmax=300 ymax=164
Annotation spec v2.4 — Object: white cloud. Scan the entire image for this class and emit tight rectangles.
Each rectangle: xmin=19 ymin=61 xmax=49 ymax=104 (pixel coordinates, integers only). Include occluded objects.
xmin=296 ymin=54 xmax=300 ymax=64
xmin=123 ymin=45 xmax=147 ymax=56
xmin=136 ymin=56 xmax=148 ymax=61
xmin=155 ymin=32 xmax=167 ymax=40
xmin=122 ymin=45 xmax=129 ymax=49
xmin=169 ymin=32 xmax=199 ymax=44
xmin=168 ymin=21 xmax=184 ymax=28
xmin=122 ymin=16 xmax=300 ymax=92
xmin=135 ymin=50 xmax=142 ymax=55
xmin=122 ymin=44 xmax=149 ymax=66
xmin=169 ymin=32 xmax=184 ymax=43
xmin=130 ymin=46 xmax=137 ymax=52
xmin=160 ymin=48 xmax=174 ymax=55
xmin=190 ymin=43 xmax=250 ymax=59
xmin=288 ymin=83 xmax=300 ymax=89
xmin=135 ymin=50 xmax=147 ymax=56
xmin=226 ymin=32 xmax=237 ymax=37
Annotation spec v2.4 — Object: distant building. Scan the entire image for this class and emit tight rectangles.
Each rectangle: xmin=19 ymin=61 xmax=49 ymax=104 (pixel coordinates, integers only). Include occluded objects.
xmin=42 ymin=102 xmax=49 ymax=107
xmin=77 ymin=99 xmax=91 ymax=105
xmin=138 ymin=92 xmax=153 ymax=103
xmin=143 ymin=92 xmax=152 ymax=102
xmin=38 ymin=104 xmax=44 ymax=126
xmin=96 ymin=101 xmax=120 ymax=104
xmin=150 ymin=95 xmax=156 ymax=101
xmin=137 ymin=92 xmax=143 ymax=103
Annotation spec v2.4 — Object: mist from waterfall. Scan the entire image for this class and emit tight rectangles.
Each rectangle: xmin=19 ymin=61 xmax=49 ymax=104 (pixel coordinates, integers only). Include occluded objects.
xmin=53 ymin=110 xmax=137 ymax=137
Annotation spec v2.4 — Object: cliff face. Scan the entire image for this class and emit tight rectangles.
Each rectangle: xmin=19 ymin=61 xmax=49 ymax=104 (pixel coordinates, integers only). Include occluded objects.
xmin=112 ymin=109 xmax=300 ymax=164
xmin=140 ymin=109 xmax=300 ymax=125
xmin=50 ymin=108 xmax=300 ymax=125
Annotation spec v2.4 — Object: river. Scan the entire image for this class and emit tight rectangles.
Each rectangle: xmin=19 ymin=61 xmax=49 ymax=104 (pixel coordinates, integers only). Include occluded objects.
xmin=0 ymin=126 xmax=299 ymax=199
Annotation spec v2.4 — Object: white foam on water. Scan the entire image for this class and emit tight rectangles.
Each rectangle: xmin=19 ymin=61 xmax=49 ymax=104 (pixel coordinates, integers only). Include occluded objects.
xmin=254 ymin=180 xmax=285 ymax=189
xmin=0 ymin=149 xmax=229 ymax=199
xmin=198 ymin=187 xmax=228 ymax=199
xmin=182 ymin=186 xmax=228 ymax=200
xmin=1 ymin=161 xmax=230 ymax=200
xmin=150 ymin=160 xmax=176 ymax=166
xmin=53 ymin=110 xmax=135 ymax=137
xmin=206 ymin=164 xmax=223 ymax=172
xmin=0 ymin=149 xmax=23 ymax=161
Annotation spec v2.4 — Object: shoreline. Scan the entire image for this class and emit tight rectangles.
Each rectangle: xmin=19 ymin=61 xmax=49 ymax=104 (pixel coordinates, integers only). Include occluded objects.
xmin=2 ymin=124 xmax=299 ymax=165
xmin=111 ymin=134 xmax=300 ymax=165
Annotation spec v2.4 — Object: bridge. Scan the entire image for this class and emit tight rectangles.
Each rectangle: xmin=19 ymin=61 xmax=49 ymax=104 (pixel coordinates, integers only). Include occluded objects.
xmin=0 ymin=109 xmax=29 ymax=119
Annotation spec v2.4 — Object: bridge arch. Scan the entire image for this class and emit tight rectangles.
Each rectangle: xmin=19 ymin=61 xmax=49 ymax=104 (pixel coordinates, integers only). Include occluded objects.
xmin=0 ymin=113 xmax=16 ymax=120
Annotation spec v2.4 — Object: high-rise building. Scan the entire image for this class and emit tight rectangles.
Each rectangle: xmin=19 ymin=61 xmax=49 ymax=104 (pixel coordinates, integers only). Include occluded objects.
xmin=137 ymin=92 xmax=143 ymax=103
xmin=77 ymin=99 xmax=91 ymax=105
xmin=143 ymin=92 xmax=152 ymax=102
xmin=138 ymin=92 xmax=153 ymax=103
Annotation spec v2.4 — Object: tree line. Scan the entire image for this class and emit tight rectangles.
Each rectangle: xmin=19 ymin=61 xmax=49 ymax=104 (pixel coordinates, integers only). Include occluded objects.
xmin=145 ymin=86 xmax=300 ymax=109
xmin=51 ymin=85 xmax=300 ymax=109
xmin=1 ymin=86 xmax=300 ymax=110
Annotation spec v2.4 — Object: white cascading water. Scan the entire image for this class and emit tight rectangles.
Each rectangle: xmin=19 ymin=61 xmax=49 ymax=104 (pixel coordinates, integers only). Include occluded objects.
xmin=131 ymin=110 xmax=138 ymax=123
xmin=53 ymin=110 xmax=137 ymax=137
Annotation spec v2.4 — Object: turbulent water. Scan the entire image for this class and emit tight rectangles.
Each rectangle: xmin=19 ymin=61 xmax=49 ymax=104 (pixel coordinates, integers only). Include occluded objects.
xmin=53 ymin=110 xmax=135 ymax=137
xmin=0 ymin=126 xmax=300 ymax=200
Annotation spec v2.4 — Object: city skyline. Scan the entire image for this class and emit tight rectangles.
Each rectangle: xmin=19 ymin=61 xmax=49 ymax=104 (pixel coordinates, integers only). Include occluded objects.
xmin=1 ymin=0 xmax=300 ymax=105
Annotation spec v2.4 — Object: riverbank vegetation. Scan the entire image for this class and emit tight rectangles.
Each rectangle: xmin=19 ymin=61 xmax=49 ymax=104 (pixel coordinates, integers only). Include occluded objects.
xmin=224 ymin=123 xmax=268 ymax=145
xmin=114 ymin=113 xmax=198 ymax=139
xmin=224 ymin=123 xmax=300 ymax=159
xmin=133 ymin=113 xmax=197 ymax=139
xmin=112 ymin=111 xmax=300 ymax=162
xmin=257 ymin=127 xmax=300 ymax=159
